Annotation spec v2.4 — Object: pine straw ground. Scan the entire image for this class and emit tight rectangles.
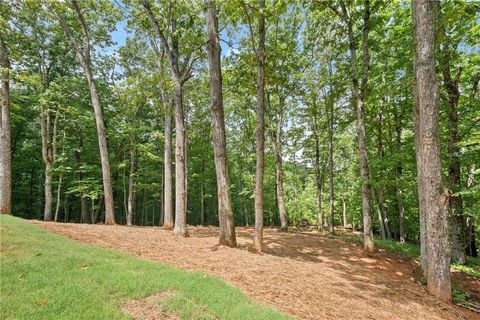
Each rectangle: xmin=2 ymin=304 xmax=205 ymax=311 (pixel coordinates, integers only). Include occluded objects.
xmin=30 ymin=221 xmax=479 ymax=320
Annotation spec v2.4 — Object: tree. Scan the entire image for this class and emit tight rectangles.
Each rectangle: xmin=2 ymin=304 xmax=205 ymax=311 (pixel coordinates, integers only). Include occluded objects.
xmin=40 ymin=104 xmax=60 ymax=221
xmin=141 ymin=0 xmax=200 ymax=237
xmin=327 ymin=0 xmax=374 ymax=250
xmin=0 ymin=34 xmax=11 ymax=215
xmin=412 ymin=0 xmax=451 ymax=302
xmin=206 ymin=0 xmax=237 ymax=247
xmin=246 ymin=0 xmax=266 ymax=252
xmin=53 ymin=0 xmax=116 ymax=225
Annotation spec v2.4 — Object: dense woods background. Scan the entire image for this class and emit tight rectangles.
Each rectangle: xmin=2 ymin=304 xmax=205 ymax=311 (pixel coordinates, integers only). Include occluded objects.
xmin=1 ymin=0 xmax=479 ymax=300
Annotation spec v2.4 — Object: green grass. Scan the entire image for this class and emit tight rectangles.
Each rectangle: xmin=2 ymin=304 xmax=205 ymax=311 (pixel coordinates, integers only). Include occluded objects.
xmin=452 ymin=256 xmax=480 ymax=278
xmin=0 ymin=215 xmax=291 ymax=320
xmin=329 ymin=231 xmax=480 ymax=278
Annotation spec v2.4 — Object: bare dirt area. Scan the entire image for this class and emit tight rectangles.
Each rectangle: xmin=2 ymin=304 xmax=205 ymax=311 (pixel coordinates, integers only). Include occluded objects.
xmin=30 ymin=221 xmax=479 ymax=320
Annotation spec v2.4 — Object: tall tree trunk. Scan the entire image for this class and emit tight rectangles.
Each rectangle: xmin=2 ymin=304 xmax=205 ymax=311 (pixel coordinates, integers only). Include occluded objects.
xmin=342 ymin=198 xmax=347 ymax=228
xmin=394 ymin=110 xmax=406 ymax=243
xmin=40 ymin=106 xmax=59 ymax=221
xmin=466 ymin=166 xmax=477 ymax=257
xmin=54 ymin=173 xmax=63 ymax=222
xmin=163 ymin=106 xmax=174 ymax=229
xmin=84 ymin=70 xmax=115 ymax=225
xmin=254 ymin=0 xmax=266 ymax=252
xmin=440 ymin=23 xmax=465 ymax=264
xmin=55 ymin=2 xmax=115 ymax=225
xmin=74 ymin=127 xmax=88 ymax=223
xmin=378 ymin=188 xmax=391 ymax=239
xmin=412 ymin=0 xmax=451 ymax=302
xmin=206 ymin=0 xmax=237 ymax=246
xmin=0 ymin=36 xmax=11 ymax=215
xmin=328 ymin=95 xmax=334 ymax=234
xmin=272 ymin=132 xmax=288 ymax=231
xmin=127 ymin=134 xmax=136 ymax=226
xmin=314 ymin=113 xmax=324 ymax=231
xmin=372 ymin=189 xmax=386 ymax=239
xmin=376 ymin=109 xmax=391 ymax=239
xmin=173 ymin=82 xmax=188 ymax=236
xmin=200 ymin=157 xmax=205 ymax=226
xmin=141 ymin=0 xmax=189 ymax=236
xmin=337 ymin=0 xmax=374 ymax=251
xmin=269 ymin=93 xmax=287 ymax=231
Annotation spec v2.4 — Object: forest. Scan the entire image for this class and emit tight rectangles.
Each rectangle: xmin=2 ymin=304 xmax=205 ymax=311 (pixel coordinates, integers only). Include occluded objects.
xmin=1 ymin=0 xmax=479 ymax=319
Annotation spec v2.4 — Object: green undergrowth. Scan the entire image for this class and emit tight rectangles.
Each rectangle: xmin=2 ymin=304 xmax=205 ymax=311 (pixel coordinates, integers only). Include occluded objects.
xmin=0 ymin=215 xmax=291 ymax=320
xmin=328 ymin=231 xmax=480 ymax=278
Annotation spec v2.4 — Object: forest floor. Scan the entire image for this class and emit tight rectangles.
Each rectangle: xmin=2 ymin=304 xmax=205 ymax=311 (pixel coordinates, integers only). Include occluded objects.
xmin=31 ymin=221 xmax=480 ymax=320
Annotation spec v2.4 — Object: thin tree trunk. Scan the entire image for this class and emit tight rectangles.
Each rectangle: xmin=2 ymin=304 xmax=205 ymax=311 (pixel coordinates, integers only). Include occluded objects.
xmin=342 ymin=198 xmax=347 ymax=228
xmin=440 ymin=19 xmax=465 ymax=264
xmin=44 ymin=161 xmax=53 ymax=220
xmin=378 ymin=188 xmax=391 ymax=239
xmin=163 ymin=107 xmax=174 ymax=229
xmin=199 ymin=157 xmax=205 ymax=225
xmin=54 ymin=173 xmax=63 ymax=222
xmin=314 ymin=113 xmax=324 ymax=231
xmin=252 ymin=0 xmax=266 ymax=252
xmin=336 ymin=0 xmax=374 ymax=251
xmin=41 ymin=106 xmax=59 ymax=221
xmin=272 ymin=133 xmax=288 ymax=231
xmin=376 ymin=109 xmax=391 ymax=239
xmin=394 ymin=110 xmax=405 ymax=243
xmin=159 ymin=166 xmax=164 ymax=226
xmin=142 ymin=187 xmax=147 ymax=226
xmin=372 ymin=189 xmax=386 ymax=240
xmin=328 ymin=93 xmax=334 ymax=234
xmin=412 ymin=0 xmax=451 ymax=302
xmin=63 ymin=194 xmax=69 ymax=223
xmin=0 ymin=36 xmax=11 ymax=215
xmin=206 ymin=1 xmax=237 ymax=246
xmin=127 ymin=134 xmax=136 ymax=226
xmin=74 ymin=127 xmax=88 ymax=223
xmin=466 ymin=166 xmax=477 ymax=257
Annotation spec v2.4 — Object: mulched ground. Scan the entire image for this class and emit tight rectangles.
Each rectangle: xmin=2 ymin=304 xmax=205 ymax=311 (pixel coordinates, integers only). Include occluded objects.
xmin=30 ymin=221 xmax=480 ymax=320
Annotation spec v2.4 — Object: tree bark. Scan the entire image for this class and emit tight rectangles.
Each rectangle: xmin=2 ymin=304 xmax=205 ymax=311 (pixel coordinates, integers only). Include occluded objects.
xmin=254 ymin=0 xmax=266 ymax=252
xmin=328 ymin=93 xmax=334 ymax=234
xmin=272 ymin=131 xmax=288 ymax=231
xmin=141 ymin=0 xmax=189 ymax=236
xmin=55 ymin=1 xmax=115 ymax=224
xmin=173 ymin=83 xmax=188 ymax=236
xmin=412 ymin=0 xmax=451 ymax=302
xmin=127 ymin=133 xmax=136 ymax=226
xmin=206 ymin=0 xmax=237 ymax=246
xmin=40 ymin=106 xmax=59 ymax=221
xmin=376 ymin=109 xmax=391 ymax=239
xmin=0 ymin=36 xmax=11 ymax=215
xmin=466 ymin=166 xmax=477 ymax=257
xmin=372 ymin=189 xmax=386 ymax=240
xmin=74 ymin=127 xmax=88 ymax=223
xmin=269 ymin=94 xmax=288 ymax=231
xmin=394 ymin=109 xmax=405 ymax=243
xmin=342 ymin=198 xmax=347 ymax=228
xmin=440 ymin=20 xmax=465 ymax=264
xmin=334 ymin=0 xmax=374 ymax=251
xmin=54 ymin=173 xmax=63 ymax=222
xmin=314 ymin=113 xmax=324 ymax=231
xmin=199 ymin=157 xmax=205 ymax=225
xmin=163 ymin=100 xmax=174 ymax=229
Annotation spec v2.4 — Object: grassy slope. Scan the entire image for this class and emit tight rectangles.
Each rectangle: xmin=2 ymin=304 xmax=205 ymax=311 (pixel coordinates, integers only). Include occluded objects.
xmin=329 ymin=232 xmax=480 ymax=278
xmin=0 ymin=216 xmax=290 ymax=320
